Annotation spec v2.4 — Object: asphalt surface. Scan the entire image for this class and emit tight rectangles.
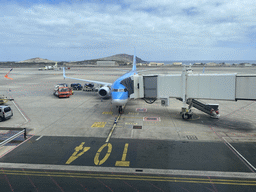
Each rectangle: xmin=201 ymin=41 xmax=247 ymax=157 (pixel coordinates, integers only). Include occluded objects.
xmin=0 ymin=66 xmax=256 ymax=191
xmin=0 ymin=136 xmax=253 ymax=173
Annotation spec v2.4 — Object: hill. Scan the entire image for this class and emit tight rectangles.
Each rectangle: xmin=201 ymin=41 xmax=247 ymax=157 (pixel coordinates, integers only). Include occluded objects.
xmin=68 ymin=54 xmax=147 ymax=65
xmin=17 ymin=57 xmax=56 ymax=63
xmin=98 ymin=54 xmax=146 ymax=63
xmin=0 ymin=54 xmax=146 ymax=67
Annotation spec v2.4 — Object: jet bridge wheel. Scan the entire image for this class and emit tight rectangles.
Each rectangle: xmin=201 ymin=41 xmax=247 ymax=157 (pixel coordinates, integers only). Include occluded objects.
xmin=182 ymin=113 xmax=192 ymax=120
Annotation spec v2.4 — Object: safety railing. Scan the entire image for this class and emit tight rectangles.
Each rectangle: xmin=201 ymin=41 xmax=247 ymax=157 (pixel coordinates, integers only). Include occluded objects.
xmin=0 ymin=128 xmax=26 ymax=147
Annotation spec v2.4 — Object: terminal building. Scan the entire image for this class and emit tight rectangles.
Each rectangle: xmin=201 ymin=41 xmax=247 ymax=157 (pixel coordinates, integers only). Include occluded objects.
xmin=148 ymin=62 xmax=164 ymax=66
xmin=173 ymin=62 xmax=182 ymax=66
xmin=96 ymin=61 xmax=118 ymax=66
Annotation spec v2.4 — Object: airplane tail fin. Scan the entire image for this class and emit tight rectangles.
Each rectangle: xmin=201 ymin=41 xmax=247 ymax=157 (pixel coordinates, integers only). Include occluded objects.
xmin=132 ymin=48 xmax=136 ymax=72
xmin=63 ymin=67 xmax=66 ymax=79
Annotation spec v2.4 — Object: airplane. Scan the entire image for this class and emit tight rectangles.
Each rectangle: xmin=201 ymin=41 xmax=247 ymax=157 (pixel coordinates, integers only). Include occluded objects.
xmin=63 ymin=52 xmax=138 ymax=114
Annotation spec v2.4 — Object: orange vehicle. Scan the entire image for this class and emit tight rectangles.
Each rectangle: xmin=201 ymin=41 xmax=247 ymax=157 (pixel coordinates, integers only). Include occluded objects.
xmin=54 ymin=87 xmax=73 ymax=98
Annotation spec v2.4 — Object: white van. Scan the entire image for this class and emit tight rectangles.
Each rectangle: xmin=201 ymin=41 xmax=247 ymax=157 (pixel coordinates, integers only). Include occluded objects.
xmin=0 ymin=106 xmax=13 ymax=121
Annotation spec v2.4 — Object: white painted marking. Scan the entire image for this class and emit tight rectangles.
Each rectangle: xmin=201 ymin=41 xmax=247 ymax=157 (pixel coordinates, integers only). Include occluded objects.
xmin=131 ymin=129 xmax=134 ymax=138
xmin=12 ymin=100 xmax=29 ymax=124
xmin=223 ymin=137 xmax=256 ymax=171
xmin=36 ymin=136 xmax=43 ymax=141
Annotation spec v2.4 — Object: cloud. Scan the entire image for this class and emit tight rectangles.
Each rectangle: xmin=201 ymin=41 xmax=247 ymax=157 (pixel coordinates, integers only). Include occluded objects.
xmin=0 ymin=0 xmax=256 ymax=61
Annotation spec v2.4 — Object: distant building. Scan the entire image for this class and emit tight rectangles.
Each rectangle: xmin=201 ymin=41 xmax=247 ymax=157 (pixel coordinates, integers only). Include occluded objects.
xmin=148 ymin=62 xmax=164 ymax=66
xmin=237 ymin=63 xmax=252 ymax=67
xmin=96 ymin=61 xmax=118 ymax=66
xmin=193 ymin=63 xmax=204 ymax=65
xmin=206 ymin=62 xmax=219 ymax=66
xmin=244 ymin=63 xmax=252 ymax=67
xmin=173 ymin=62 xmax=182 ymax=66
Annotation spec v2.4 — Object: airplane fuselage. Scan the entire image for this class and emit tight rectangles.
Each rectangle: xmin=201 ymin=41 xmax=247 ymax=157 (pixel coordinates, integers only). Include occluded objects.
xmin=111 ymin=70 xmax=136 ymax=107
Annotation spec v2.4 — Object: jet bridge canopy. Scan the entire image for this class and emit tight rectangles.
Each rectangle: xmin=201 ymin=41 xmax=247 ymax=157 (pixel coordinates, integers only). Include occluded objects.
xmin=131 ymin=72 xmax=256 ymax=101
xmin=131 ymin=68 xmax=256 ymax=119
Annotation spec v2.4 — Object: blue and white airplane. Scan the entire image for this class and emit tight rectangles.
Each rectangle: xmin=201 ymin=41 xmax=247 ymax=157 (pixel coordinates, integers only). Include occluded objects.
xmin=63 ymin=53 xmax=138 ymax=114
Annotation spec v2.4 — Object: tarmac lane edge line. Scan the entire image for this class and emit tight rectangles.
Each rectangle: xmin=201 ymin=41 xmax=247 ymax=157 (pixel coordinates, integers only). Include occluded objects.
xmin=0 ymin=162 xmax=256 ymax=179
xmin=1 ymin=169 xmax=256 ymax=186
xmin=222 ymin=137 xmax=256 ymax=172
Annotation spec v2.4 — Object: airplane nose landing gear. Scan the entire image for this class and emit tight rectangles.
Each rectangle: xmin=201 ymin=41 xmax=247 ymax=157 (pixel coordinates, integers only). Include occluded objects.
xmin=118 ymin=106 xmax=123 ymax=114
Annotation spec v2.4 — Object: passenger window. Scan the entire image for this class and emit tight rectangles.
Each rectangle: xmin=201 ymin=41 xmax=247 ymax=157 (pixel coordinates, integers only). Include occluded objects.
xmin=4 ymin=107 xmax=11 ymax=112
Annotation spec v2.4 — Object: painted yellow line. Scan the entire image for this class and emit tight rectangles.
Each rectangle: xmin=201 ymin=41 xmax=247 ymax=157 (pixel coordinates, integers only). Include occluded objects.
xmin=125 ymin=117 xmax=142 ymax=119
xmin=1 ymin=170 xmax=256 ymax=186
xmin=115 ymin=143 xmax=130 ymax=167
xmin=105 ymin=114 xmax=121 ymax=143
xmin=102 ymin=111 xmax=113 ymax=115
xmin=91 ymin=122 xmax=106 ymax=128
xmin=125 ymin=122 xmax=138 ymax=125
xmin=2 ymin=169 xmax=256 ymax=182
xmin=65 ymin=142 xmax=90 ymax=165
xmin=94 ymin=143 xmax=112 ymax=165
xmin=128 ymin=112 xmax=139 ymax=115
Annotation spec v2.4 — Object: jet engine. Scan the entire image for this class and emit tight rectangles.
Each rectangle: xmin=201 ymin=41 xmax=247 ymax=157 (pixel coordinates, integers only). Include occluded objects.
xmin=98 ymin=86 xmax=111 ymax=97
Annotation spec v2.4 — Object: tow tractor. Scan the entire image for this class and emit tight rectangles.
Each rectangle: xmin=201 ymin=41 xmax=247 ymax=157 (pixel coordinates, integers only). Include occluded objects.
xmin=0 ymin=95 xmax=14 ymax=105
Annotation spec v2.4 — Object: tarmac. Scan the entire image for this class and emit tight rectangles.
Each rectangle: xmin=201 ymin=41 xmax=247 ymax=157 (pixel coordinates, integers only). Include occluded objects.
xmin=0 ymin=66 xmax=256 ymax=191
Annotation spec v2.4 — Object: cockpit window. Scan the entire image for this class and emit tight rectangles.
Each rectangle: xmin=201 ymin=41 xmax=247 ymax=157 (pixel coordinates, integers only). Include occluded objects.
xmin=112 ymin=89 xmax=128 ymax=92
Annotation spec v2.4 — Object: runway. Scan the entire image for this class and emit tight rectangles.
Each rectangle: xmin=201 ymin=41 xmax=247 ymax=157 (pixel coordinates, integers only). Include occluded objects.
xmin=0 ymin=66 xmax=256 ymax=191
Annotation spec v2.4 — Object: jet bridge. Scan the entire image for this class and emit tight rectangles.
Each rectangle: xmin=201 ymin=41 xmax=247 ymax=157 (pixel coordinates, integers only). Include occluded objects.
xmin=130 ymin=66 xmax=256 ymax=119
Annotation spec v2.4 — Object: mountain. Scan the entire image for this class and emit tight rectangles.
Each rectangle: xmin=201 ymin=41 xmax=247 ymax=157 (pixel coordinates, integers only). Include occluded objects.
xmin=98 ymin=54 xmax=146 ymax=63
xmin=14 ymin=54 xmax=146 ymax=65
xmin=17 ymin=57 xmax=56 ymax=63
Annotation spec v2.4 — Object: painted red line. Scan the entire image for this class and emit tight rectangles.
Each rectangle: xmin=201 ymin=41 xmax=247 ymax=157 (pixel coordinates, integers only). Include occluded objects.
xmin=1 ymin=168 xmax=14 ymax=192
xmin=96 ymin=178 xmax=114 ymax=192
xmin=0 ymin=135 xmax=34 ymax=159
xmin=45 ymin=170 xmax=64 ymax=192
xmin=66 ymin=171 xmax=89 ymax=191
xmin=207 ymin=176 xmax=218 ymax=192
xmin=122 ymin=181 xmax=139 ymax=192
xmin=22 ymin=168 xmax=39 ymax=192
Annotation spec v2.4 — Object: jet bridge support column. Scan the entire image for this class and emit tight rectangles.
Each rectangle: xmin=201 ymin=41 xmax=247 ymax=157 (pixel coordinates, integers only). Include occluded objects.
xmin=181 ymin=65 xmax=193 ymax=119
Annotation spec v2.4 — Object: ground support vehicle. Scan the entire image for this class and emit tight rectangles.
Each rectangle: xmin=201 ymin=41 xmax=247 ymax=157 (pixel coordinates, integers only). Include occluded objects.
xmin=83 ymin=83 xmax=99 ymax=92
xmin=54 ymin=83 xmax=68 ymax=91
xmin=0 ymin=105 xmax=13 ymax=121
xmin=53 ymin=87 xmax=73 ymax=98
xmin=0 ymin=95 xmax=14 ymax=105
xmin=71 ymin=83 xmax=83 ymax=90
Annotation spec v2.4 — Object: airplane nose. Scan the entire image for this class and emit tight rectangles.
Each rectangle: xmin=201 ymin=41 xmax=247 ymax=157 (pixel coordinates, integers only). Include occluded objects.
xmin=112 ymin=99 xmax=127 ymax=106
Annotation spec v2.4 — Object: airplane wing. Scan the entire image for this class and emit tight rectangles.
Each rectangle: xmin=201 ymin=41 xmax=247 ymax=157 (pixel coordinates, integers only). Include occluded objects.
xmin=63 ymin=67 xmax=112 ymax=86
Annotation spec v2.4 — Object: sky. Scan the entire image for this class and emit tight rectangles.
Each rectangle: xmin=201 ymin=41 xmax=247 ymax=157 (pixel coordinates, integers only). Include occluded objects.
xmin=0 ymin=0 xmax=256 ymax=62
